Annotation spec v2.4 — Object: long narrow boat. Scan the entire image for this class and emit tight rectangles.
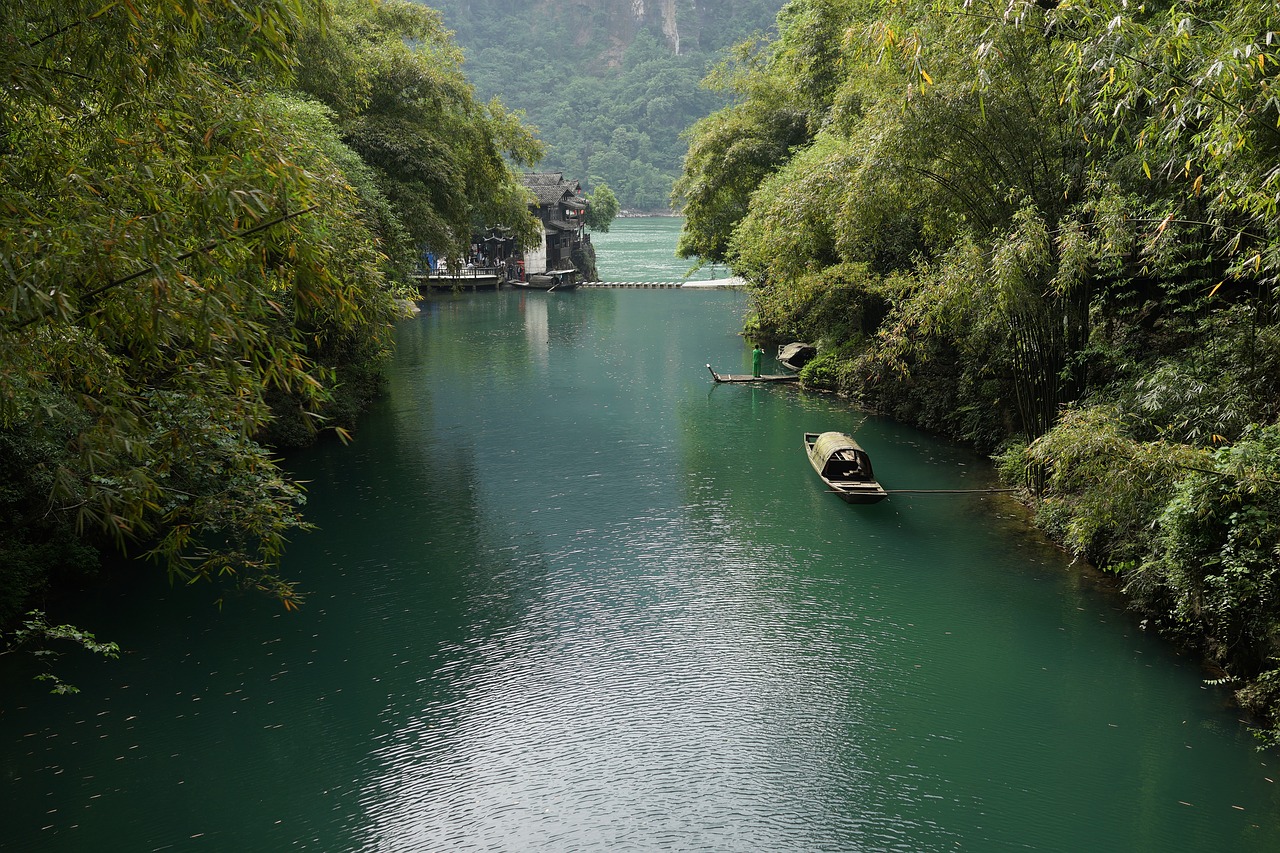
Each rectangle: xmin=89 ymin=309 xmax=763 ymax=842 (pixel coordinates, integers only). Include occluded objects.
xmin=803 ymin=431 xmax=888 ymax=504
xmin=706 ymin=364 xmax=799 ymax=384
xmin=509 ymin=268 xmax=579 ymax=291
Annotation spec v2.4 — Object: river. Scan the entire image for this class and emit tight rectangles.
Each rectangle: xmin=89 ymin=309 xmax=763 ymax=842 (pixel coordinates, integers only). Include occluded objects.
xmin=2 ymin=218 xmax=1279 ymax=851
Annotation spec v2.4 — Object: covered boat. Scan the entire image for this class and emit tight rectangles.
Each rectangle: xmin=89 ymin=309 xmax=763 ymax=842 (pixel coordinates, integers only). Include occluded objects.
xmin=777 ymin=342 xmax=816 ymax=372
xmin=509 ymin=268 xmax=579 ymax=291
xmin=803 ymin=431 xmax=888 ymax=504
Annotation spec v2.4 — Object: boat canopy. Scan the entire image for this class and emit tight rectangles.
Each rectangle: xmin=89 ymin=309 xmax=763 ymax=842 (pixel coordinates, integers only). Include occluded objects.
xmin=811 ymin=431 xmax=875 ymax=481
xmin=778 ymin=342 xmax=816 ymax=369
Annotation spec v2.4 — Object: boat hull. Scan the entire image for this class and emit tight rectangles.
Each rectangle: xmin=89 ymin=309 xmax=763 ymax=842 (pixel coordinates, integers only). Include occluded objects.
xmin=509 ymin=279 xmax=577 ymax=291
xmin=706 ymin=364 xmax=798 ymax=384
xmin=829 ymin=484 xmax=889 ymax=504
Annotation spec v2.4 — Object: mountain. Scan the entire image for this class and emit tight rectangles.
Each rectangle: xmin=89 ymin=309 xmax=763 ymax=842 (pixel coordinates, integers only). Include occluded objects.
xmin=415 ymin=0 xmax=785 ymax=211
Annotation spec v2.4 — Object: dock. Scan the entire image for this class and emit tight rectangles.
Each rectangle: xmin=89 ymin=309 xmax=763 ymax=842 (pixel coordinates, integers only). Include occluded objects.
xmin=412 ymin=271 xmax=503 ymax=291
xmin=707 ymin=364 xmax=799 ymax=384
xmin=580 ymin=278 xmax=746 ymax=289
xmin=410 ymin=276 xmax=748 ymax=292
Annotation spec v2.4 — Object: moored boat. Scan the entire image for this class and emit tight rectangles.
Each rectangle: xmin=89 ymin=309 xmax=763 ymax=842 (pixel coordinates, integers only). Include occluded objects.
xmin=706 ymin=364 xmax=799 ymax=383
xmin=777 ymin=342 xmax=816 ymax=372
xmin=803 ymin=431 xmax=888 ymax=504
xmin=509 ymin=268 xmax=579 ymax=291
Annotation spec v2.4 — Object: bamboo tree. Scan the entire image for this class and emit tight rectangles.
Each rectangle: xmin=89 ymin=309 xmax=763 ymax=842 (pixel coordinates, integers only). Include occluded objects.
xmin=0 ymin=1 xmax=389 ymax=610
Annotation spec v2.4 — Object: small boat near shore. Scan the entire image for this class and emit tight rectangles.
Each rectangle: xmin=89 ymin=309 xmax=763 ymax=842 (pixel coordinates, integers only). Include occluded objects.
xmin=706 ymin=364 xmax=799 ymax=384
xmin=804 ymin=431 xmax=888 ymax=504
xmin=777 ymin=342 xmax=816 ymax=372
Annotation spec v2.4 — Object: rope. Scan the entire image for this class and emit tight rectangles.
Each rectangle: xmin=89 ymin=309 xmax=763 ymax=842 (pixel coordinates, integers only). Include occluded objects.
xmin=883 ymin=488 xmax=1015 ymax=494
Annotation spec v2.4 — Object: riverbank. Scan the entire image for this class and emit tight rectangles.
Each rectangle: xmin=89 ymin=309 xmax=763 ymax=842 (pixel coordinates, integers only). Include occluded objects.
xmin=769 ymin=335 xmax=1280 ymax=747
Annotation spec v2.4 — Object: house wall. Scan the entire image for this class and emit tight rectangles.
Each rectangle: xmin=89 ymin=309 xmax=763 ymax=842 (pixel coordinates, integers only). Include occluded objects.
xmin=524 ymin=231 xmax=549 ymax=275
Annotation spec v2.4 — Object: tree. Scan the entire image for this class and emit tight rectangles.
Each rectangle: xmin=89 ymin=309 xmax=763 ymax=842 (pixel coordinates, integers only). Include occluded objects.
xmin=672 ymin=0 xmax=853 ymax=264
xmin=417 ymin=0 xmax=782 ymax=211
xmin=1 ymin=1 xmax=548 ymax=626
xmin=677 ymin=0 xmax=1280 ymax=741
xmin=293 ymin=0 xmax=544 ymax=263
xmin=3 ymin=1 xmax=350 ymax=606
xmin=585 ymin=183 xmax=621 ymax=232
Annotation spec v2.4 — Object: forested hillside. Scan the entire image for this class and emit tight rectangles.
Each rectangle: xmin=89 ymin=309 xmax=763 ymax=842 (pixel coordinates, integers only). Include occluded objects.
xmin=0 ymin=0 xmax=539 ymax=676
xmin=678 ymin=0 xmax=1280 ymax=741
xmin=419 ymin=0 xmax=784 ymax=210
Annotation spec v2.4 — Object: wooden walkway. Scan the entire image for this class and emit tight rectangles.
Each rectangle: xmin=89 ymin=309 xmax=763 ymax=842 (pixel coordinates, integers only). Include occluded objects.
xmin=412 ymin=272 xmax=502 ymax=291
xmin=580 ymin=281 xmax=681 ymax=288
xmin=580 ymin=278 xmax=745 ymax=289
xmin=411 ymin=278 xmax=748 ymax=291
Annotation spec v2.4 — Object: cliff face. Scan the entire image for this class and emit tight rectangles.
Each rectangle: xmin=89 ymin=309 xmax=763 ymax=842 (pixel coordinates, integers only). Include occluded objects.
xmin=436 ymin=0 xmax=765 ymax=62
xmin=637 ymin=0 xmax=683 ymax=54
xmin=594 ymin=0 xmax=688 ymax=63
xmin=620 ymin=0 xmax=745 ymax=56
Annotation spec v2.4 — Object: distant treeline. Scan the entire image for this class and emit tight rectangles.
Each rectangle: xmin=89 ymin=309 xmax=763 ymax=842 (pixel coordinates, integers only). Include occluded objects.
xmin=421 ymin=0 xmax=785 ymax=211
xmin=677 ymin=0 xmax=1280 ymax=745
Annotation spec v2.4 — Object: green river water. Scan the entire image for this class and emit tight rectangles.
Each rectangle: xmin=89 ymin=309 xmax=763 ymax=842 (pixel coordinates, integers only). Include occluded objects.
xmin=3 ymin=218 xmax=1279 ymax=851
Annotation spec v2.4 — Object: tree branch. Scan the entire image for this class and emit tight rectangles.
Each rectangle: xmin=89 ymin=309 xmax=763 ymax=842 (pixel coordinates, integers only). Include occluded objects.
xmin=7 ymin=205 xmax=320 ymax=332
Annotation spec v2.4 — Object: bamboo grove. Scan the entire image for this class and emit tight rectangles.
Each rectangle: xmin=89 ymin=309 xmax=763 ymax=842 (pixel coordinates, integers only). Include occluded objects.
xmin=675 ymin=0 xmax=1280 ymax=743
xmin=0 ymin=0 xmax=543 ymax=664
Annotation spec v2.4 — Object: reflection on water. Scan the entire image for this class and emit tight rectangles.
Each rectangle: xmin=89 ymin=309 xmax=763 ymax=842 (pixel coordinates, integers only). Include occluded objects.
xmin=2 ymin=288 xmax=1279 ymax=853
xmin=521 ymin=294 xmax=549 ymax=368
xmin=356 ymin=505 xmax=879 ymax=851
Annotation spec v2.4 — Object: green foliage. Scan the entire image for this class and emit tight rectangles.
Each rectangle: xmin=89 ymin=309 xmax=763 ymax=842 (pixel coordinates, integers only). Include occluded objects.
xmin=1055 ymin=0 xmax=1280 ymax=295
xmin=673 ymin=30 xmax=815 ymax=262
xmin=294 ymin=0 xmax=544 ymax=261
xmin=750 ymin=262 xmax=888 ymax=350
xmin=676 ymin=0 xmax=1280 ymax=737
xmin=3 ymin=1 xmax=336 ymax=609
xmin=584 ymin=183 xmax=621 ymax=233
xmin=1237 ymin=669 xmax=1280 ymax=749
xmin=0 ymin=0 xmax=542 ymax=631
xmin=1134 ymin=426 xmax=1280 ymax=668
xmin=2 ymin=611 xmax=120 ymax=694
xmin=795 ymin=343 xmax=861 ymax=397
xmin=1026 ymin=406 xmax=1205 ymax=566
xmin=0 ymin=427 xmax=102 ymax=625
xmin=421 ymin=0 xmax=785 ymax=213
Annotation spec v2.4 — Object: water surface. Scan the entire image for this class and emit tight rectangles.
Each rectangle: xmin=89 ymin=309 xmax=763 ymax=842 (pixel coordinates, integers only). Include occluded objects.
xmin=592 ymin=217 xmax=731 ymax=281
xmin=3 ymin=231 xmax=1279 ymax=852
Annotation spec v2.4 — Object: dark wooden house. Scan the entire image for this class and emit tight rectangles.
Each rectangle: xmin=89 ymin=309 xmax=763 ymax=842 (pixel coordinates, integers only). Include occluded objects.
xmin=519 ymin=172 xmax=589 ymax=284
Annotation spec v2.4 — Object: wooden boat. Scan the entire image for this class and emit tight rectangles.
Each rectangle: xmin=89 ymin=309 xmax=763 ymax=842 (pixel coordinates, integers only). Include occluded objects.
xmin=777 ymin=342 xmax=816 ymax=372
xmin=803 ymin=431 xmax=888 ymax=504
xmin=706 ymin=364 xmax=799 ymax=384
xmin=509 ymin=268 xmax=579 ymax=291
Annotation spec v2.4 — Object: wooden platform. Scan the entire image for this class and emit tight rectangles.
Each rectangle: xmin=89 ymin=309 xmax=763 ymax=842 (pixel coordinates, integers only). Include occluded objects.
xmin=706 ymin=364 xmax=799 ymax=384
xmin=412 ymin=273 xmax=502 ymax=291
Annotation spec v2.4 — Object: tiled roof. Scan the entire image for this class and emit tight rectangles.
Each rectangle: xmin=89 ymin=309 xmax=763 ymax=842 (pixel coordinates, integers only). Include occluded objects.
xmin=520 ymin=172 xmax=583 ymax=206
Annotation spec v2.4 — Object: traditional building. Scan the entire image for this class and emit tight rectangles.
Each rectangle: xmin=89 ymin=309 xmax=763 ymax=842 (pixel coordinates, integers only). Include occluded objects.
xmin=518 ymin=172 xmax=592 ymax=284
